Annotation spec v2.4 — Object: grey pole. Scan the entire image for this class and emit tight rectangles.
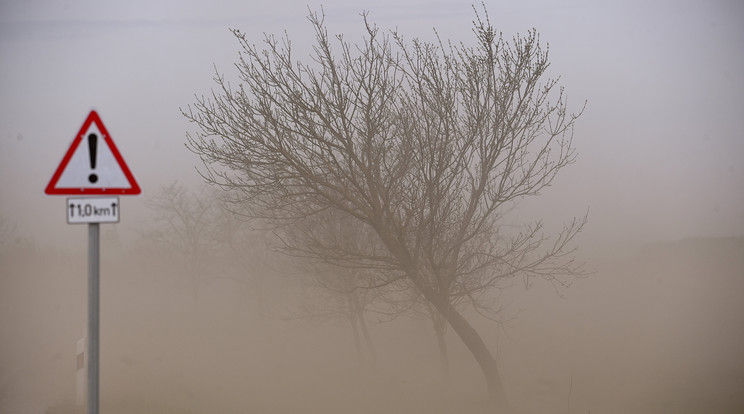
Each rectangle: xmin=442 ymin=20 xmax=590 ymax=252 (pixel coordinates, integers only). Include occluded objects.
xmin=88 ymin=222 xmax=100 ymax=414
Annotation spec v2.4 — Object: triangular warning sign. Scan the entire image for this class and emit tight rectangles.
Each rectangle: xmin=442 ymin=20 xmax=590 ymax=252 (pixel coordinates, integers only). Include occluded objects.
xmin=45 ymin=110 xmax=141 ymax=195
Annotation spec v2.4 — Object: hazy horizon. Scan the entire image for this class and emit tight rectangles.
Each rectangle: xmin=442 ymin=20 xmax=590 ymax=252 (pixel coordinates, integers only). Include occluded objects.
xmin=1 ymin=1 xmax=743 ymax=413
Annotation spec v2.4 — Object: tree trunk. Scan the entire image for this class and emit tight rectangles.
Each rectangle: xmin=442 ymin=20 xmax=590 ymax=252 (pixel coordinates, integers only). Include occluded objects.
xmin=347 ymin=293 xmax=364 ymax=365
xmin=378 ymin=234 xmax=507 ymax=408
xmin=254 ymin=270 xmax=266 ymax=316
xmin=428 ymin=302 xmax=450 ymax=387
xmin=444 ymin=305 xmax=506 ymax=407
xmin=354 ymin=294 xmax=378 ymax=363
xmin=423 ymin=289 xmax=507 ymax=409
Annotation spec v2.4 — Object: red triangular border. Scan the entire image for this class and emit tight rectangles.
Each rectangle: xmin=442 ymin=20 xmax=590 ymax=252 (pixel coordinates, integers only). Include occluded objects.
xmin=45 ymin=110 xmax=141 ymax=195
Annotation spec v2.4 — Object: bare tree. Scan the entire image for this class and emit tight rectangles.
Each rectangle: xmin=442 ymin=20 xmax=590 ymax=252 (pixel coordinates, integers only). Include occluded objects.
xmin=212 ymin=205 xmax=274 ymax=315
xmin=275 ymin=208 xmax=384 ymax=364
xmin=290 ymin=263 xmax=380 ymax=365
xmin=145 ymin=181 xmax=278 ymax=316
xmin=184 ymin=6 xmax=585 ymax=408
xmin=0 ymin=215 xmax=18 ymax=250
xmin=143 ymin=182 xmax=222 ymax=306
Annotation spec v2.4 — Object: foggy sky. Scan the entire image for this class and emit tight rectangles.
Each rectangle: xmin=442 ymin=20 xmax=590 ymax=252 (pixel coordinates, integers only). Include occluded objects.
xmin=1 ymin=0 xmax=742 ymax=251
xmin=2 ymin=2 xmax=743 ymax=413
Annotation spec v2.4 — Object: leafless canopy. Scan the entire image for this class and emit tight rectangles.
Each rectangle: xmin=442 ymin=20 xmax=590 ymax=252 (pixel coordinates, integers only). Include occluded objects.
xmin=185 ymin=7 xmax=583 ymax=300
xmin=184 ymin=6 xmax=585 ymax=404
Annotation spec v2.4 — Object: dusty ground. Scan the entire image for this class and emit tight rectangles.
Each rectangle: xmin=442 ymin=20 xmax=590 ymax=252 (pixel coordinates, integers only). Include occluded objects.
xmin=2 ymin=237 xmax=742 ymax=414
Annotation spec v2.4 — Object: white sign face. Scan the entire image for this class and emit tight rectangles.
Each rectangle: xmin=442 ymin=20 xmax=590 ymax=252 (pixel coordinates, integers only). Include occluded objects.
xmin=67 ymin=197 xmax=120 ymax=224
xmin=54 ymin=121 xmax=131 ymax=189
xmin=46 ymin=110 xmax=141 ymax=195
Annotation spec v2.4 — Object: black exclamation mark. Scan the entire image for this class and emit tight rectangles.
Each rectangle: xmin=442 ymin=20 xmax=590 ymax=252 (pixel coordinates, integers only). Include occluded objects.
xmin=88 ymin=133 xmax=98 ymax=183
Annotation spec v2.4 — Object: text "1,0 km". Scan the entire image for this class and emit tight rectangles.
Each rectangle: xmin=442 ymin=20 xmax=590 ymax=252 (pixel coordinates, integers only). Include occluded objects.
xmin=67 ymin=197 xmax=120 ymax=224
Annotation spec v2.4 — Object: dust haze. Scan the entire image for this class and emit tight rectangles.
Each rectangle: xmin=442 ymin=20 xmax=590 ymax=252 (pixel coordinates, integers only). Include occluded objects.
xmin=2 ymin=0 xmax=744 ymax=413
xmin=2 ymin=214 xmax=743 ymax=413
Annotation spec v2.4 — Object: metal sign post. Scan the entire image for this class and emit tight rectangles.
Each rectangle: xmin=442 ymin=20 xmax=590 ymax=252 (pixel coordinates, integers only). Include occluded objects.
xmin=45 ymin=110 xmax=141 ymax=414
xmin=88 ymin=223 xmax=100 ymax=414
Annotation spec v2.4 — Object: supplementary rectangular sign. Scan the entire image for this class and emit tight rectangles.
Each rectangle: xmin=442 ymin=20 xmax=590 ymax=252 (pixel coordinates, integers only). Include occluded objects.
xmin=67 ymin=197 xmax=120 ymax=224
